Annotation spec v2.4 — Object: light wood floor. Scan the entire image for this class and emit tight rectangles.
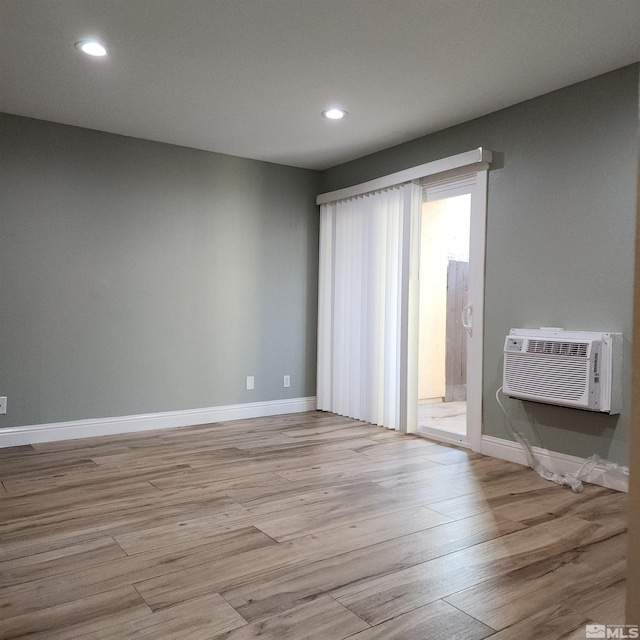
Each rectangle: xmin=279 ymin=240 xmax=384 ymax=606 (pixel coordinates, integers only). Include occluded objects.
xmin=0 ymin=411 xmax=627 ymax=639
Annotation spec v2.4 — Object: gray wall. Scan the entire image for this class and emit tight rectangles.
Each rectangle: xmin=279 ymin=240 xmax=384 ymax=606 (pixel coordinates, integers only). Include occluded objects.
xmin=322 ymin=64 xmax=639 ymax=465
xmin=2 ymin=65 xmax=638 ymax=466
xmin=0 ymin=114 xmax=320 ymax=428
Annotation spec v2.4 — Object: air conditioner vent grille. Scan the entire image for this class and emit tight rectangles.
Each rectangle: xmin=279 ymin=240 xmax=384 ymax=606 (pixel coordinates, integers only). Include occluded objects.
xmin=504 ymin=355 xmax=588 ymax=402
xmin=526 ymin=340 xmax=589 ymax=357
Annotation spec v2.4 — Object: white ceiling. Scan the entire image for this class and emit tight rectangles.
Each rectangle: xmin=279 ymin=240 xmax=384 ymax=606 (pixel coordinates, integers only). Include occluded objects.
xmin=1 ymin=0 xmax=639 ymax=170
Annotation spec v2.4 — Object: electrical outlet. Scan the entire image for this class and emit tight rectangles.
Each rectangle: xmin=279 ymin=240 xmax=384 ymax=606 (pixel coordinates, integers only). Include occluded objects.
xmin=0 ymin=397 xmax=6 ymax=415
xmin=246 ymin=376 xmax=255 ymax=391
xmin=283 ymin=375 xmax=291 ymax=388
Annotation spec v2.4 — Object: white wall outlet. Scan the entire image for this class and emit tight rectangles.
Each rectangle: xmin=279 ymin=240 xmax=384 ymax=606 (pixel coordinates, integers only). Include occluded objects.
xmin=283 ymin=375 xmax=291 ymax=388
xmin=0 ymin=397 xmax=6 ymax=415
xmin=246 ymin=376 xmax=255 ymax=391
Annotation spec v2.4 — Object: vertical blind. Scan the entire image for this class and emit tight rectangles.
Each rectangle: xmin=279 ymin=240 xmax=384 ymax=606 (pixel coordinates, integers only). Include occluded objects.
xmin=317 ymin=182 xmax=422 ymax=430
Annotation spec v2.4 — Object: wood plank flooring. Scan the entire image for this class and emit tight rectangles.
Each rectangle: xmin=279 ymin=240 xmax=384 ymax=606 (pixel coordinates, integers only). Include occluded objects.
xmin=0 ymin=411 xmax=628 ymax=639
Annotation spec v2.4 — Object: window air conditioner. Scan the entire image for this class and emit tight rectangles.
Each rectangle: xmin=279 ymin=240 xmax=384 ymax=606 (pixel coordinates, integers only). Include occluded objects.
xmin=503 ymin=328 xmax=622 ymax=414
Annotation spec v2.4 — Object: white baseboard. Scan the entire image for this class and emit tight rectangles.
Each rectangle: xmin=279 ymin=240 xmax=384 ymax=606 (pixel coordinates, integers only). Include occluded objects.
xmin=481 ymin=435 xmax=629 ymax=493
xmin=0 ymin=397 xmax=318 ymax=448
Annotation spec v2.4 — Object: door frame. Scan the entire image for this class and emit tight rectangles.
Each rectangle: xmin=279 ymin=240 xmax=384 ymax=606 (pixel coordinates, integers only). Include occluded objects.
xmin=316 ymin=148 xmax=492 ymax=449
xmin=404 ymin=167 xmax=489 ymax=453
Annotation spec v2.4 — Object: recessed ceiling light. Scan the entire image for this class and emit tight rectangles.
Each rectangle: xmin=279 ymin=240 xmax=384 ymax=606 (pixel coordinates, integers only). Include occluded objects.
xmin=322 ymin=108 xmax=347 ymax=120
xmin=75 ymin=39 xmax=107 ymax=57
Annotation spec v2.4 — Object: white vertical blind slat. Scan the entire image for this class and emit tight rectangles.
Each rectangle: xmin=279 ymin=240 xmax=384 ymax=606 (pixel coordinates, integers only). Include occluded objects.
xmin=317 ymin=203 xmax=333 ymax=411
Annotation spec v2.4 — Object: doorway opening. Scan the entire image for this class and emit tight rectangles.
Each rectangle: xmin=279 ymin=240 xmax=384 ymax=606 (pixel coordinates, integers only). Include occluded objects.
xmin=418 ymin=193 xmax=471 ymax=442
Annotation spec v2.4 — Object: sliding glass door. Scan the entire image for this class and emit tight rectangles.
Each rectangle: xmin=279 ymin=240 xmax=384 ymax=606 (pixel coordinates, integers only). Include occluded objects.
xmin=316 ymin=150 xmax=490 ymax=451
xmin=409 ymin=170 xmax=488 ymax=450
